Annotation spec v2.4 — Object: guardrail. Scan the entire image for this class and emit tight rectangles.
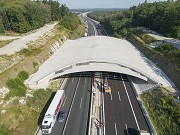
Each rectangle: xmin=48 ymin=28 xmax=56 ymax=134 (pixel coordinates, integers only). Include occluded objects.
xmin=128 ymin=76 xmax=157 ymax=135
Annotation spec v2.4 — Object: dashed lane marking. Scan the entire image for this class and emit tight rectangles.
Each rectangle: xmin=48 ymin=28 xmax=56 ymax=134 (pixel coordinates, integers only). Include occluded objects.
xmin=115 ymin=123 xmax=118 ymax=135
xmin=118 ymin=91 xmax=121 ymax=101
xmin=80 ymin=98 xmax=83 ymax=108
xmin=125 ymin=124 xmax=129 ymax=135
xmin=62 ymin=97 xmax=67 ymax=107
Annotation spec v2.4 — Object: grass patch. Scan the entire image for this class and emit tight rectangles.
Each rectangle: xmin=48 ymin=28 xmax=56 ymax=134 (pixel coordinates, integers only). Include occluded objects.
xmin=140 ymin=88 xmax=180 ymax=135
xmin=0 ymin=40 xmax=15 ymax=48
xmin=68 ymin=23 xmax=85 ymax=39
xmin=155 ymin=44 xmax=180 ymax=70
xmin=0 ymin=125 xmax=12 ymax=135
xmin=5 ymin=71 xmax=29 ymax=100
xmin=0 ymin=89 xmax=53 ymax=135
xmin=19 ymin=48 xmax=41 ymax=57
xmin=141 ymin=34 xmax=157 ymax=44
xmin=27 ymin=89 xmax=52 ymax=111
xmin=133 ymin=29 xmax=157 ymax=44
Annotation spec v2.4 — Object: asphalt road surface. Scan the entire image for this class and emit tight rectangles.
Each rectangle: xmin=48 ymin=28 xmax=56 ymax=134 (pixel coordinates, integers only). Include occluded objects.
xmin=103 ymin=72 xmax=150 ymax=135
xmin=86 ymin=18 xmax=95 ymax=36
xmin=50 ymin=76 xmax=91 ymax=135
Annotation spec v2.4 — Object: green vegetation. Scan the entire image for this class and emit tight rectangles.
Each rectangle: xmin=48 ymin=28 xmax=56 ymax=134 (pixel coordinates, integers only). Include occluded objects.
xmin=5 ymin=70 xmax=29 ymax=99
xmin=33 ymin=61 xmax=38 ymax=68
xmin=0 ymin=39 xmax=15 ymax=48
xmin=27 ymin=89 xmax=52 ymax=111
xmin=27 ymin=89 xmax=54 ymax=125
xmin=140 ymin=88 xmax=180 ymax=135
xmin=19 ymin=48 xmax=40 ymax=56
xmin=88 ymin=0 xmax=180 ymax=39
xmin=133 ymin=29 xmax=157 ymax=44
xmin=0 ymin=89 xmax=53 ymax=135
xmin=59 ymin=14 xmax=81 ymax=31
xmin=155 ymin=44 xmax=180 ymax=69
xmin=88 ymin=10 xmax=133 ymax=38
xmin=18 ymin=70 xmax=29 ymax=81
xmin=58 ymin=14 xmax=85 ymax=39
xmin=0 ymin=125 xmax=12 ymax=135
xmin=132 ymin=1 xmax=180 ymax=39
xmin=0 ymin=0 xmax=69 ymax=33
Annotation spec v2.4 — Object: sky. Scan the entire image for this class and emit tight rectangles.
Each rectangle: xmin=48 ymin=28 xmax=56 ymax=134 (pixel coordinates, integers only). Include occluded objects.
xmin=58 ymin=0 xmax=166 ymax=9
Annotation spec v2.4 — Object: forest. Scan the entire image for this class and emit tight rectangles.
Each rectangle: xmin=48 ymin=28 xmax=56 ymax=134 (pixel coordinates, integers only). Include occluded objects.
xmin=0 ymin=0 xmax=78 ymax=33
xmin=140 ymin=88 xmax=180 ymax=135
xmin=88 ymin=0 xmax=180 ymax=39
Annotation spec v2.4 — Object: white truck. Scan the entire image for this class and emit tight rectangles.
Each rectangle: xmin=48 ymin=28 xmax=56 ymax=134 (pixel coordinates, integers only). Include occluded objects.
xmin=84 ymin=32 xmax=88 ymax=37
xmin=41 ymin=90 xmax=65 ymax=134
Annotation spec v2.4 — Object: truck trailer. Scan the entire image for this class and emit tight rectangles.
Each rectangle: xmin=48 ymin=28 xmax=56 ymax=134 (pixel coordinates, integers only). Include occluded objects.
xmin=41 ymin=90 xmax=65 ymax=134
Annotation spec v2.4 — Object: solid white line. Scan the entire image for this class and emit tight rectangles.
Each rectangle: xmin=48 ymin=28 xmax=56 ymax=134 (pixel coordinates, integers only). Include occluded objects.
xmin=62 ymin=97 xmax=67 ymax=107
xmin=118 ymin=91 xmax=121 ymax=101
xmin=87 ymin=17 xmax=97 ymax=35
xmin=62 ymin=77 xmax=81 ymax=135
xmin=85 ymin=78 xmax=87 ymax=83
xmin=110 ymin=92 xmax=113 ymax=100
xmin=120 ymin=74 xmax=140 ymax=131
xmin=125 ymin=124 xmax=129 ymax=135
xmin=115 ymin=123 xmax=118 ymax=135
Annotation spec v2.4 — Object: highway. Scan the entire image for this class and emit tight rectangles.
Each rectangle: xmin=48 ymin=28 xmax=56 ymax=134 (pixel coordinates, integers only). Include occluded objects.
xmin=86 ymin=17 xmax=151 ymax=134
xmin=62 ymin=76 xmax=91 ymax=135
xmin=102 ymin=72 xmax=150 ymax=135
xmin=48 ymin=16 xmax=151 ymax=135
xmin=86 ymin=18 xmax=96 ymax=36
xmin=50 ymin=74 xmax=92 ymax=135
xmin=49 ymin=15 xmax=97 ymax=135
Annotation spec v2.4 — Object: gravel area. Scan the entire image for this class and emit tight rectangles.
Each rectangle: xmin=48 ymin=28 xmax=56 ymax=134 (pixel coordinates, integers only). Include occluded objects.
xmin=0 ymin=23 xmax=57 ymax=55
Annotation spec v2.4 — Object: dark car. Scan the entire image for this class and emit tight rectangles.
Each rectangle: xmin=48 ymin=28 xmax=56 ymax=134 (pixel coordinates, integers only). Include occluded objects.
xmin=57 ymin=111 xmax=66 ymax=122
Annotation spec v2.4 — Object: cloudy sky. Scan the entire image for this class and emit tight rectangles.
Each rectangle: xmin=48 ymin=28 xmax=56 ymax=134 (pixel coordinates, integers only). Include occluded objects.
xmin=58 ymin=0 xmax=166 ymax=9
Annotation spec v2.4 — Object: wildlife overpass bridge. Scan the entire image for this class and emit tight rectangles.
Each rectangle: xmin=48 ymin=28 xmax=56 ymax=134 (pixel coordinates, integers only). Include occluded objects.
xmin=26 ymin=36 xmax=173 ymax=89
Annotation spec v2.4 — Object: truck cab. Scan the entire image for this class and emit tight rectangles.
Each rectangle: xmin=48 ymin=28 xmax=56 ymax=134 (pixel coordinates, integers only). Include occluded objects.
xmin=42 ymin=114 xmax=55 ymax=134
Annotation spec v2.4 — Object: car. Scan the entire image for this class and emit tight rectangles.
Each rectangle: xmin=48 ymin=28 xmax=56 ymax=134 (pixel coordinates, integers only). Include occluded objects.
xmin=57 ymin=111 xmax=66 ymax=122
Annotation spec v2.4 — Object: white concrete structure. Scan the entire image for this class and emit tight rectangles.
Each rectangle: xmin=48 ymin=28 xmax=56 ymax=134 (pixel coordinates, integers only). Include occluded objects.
xmin=26 ymin=36 xmax=175 ymax=89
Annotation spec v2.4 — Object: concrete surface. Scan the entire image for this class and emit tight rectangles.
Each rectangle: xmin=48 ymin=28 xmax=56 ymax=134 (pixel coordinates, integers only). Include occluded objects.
xmin=0 ymin=23 xmax=57 ymax=55
xmin=26 ymin=36 xmax=175 ymax=89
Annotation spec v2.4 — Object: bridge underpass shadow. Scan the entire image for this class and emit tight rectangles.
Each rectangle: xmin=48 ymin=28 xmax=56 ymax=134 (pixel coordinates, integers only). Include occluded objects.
xmin=124 ymin=128 xmax=140 ymax=135
xmin=38 ymin=92 xmax=56 ymax=127
xmin=54 ymin=72 xmax=93 ymax=79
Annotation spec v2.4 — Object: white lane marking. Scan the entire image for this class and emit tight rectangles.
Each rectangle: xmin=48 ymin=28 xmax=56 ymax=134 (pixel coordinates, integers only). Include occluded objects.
xmin=85 ymin=78 xmax=87 ymax=83
xmin=118 ymin=91 xmax=121 ymax=101
xmin=62 ymin=97 xmax=67 ymax=107
xmin=62 ymin=77 xmax=81 ymax=135
xmin=115 ymin=123 xmax=118 ymax=135
xmin=120 ymin=74 xmax=140 ymax=131
xmin=125 ymin=124 xmax=129 ymax=135
xmin=110 ymin=92 xmax=112 ymax=100
xmin=80 ymin=97 xmax=83 ymax=108
xmin=72 ymin=77 xmax=74 ymax=83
